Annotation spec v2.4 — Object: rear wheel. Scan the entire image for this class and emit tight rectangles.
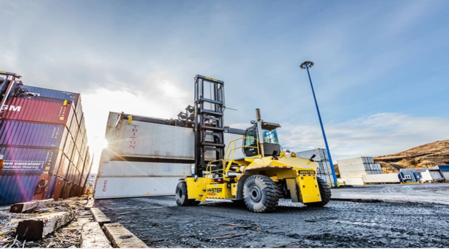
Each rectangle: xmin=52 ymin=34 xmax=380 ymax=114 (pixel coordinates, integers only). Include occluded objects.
xmin=243 ymin=175 xmax=279 ymax=212
xmin=305 ymin=177 xmax=331 ymax=207
xmin=175 ymin=181 xmax=200 ymax=206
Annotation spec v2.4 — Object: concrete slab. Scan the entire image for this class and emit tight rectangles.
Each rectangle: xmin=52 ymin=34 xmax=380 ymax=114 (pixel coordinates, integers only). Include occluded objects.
xmin=103 ymin=223 xmax=148 ymax=248
xmin=90 ymin=208 xmax=111 ymax=226
xmin=81 ymin=222 xmax=112 ymax=248
xmin=332 ymin=183 xmax=449 ymax=205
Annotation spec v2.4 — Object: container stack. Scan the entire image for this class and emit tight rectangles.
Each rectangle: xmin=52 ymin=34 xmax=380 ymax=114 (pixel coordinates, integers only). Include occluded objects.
xmin=0 ymin=86 xmax=91 ymax=204
xmin=296 ymin=148 xmax=336 ymax=186
xmin=337 ymin=157 xmax=382 ymax=185
xmin=95 ymin=111 xmax=245 ymax=199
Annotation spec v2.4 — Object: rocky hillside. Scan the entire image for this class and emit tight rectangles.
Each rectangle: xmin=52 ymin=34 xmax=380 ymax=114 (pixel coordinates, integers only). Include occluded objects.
xmin=374 ymin=140 xmax=449 ymax=173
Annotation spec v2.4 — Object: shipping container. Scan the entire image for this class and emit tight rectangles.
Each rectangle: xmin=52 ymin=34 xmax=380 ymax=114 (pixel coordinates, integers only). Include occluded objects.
xmin=63 ymin=134 xmax=76 ymax=160
xmin=337 ymin=157 xmax=374 ymax=166
xmin=296 ymin=148 xmax=328 ymax=161
xmin=0 ymin=120 xmax=69 ymax=149
xmin=362 ymin=173 xmax=400 ymax=184
xmin=98 ymin=161 xmax=190 ymax=177
xmin=1 ymin=97 xmax=74 ymax=126
xmin=94 ymin=177 xmax=184 ymax=199
xmin=107 ymin=118 xmax=244 ymax=162
xmin=420 ymin=169 xmax=445 ymax=183
xmin=0 ymin=146 xmax=63 ymax=175
xmin=339 ymin=177 xmax=364 ymax=186
xmin=68 ymin=112 xmax=79 ymax=139
xmin=0 ymin=174 xmax=42 ymax=203
xmin=22 ymin=85 xmax=80 ymax=108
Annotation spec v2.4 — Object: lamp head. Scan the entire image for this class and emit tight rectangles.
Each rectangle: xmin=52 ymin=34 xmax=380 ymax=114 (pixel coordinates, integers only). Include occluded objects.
xmin=300 ymin=61 xmax=314 ymax=69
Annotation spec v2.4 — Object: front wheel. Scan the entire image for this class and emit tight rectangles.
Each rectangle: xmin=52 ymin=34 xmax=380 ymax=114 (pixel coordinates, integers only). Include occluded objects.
xmin=243 ymin=175 xmax=280 ymax=212
xmin=175 ymin=181 xmax=200 ymax=206
xmin=305 ymin=177 xmax=331 ymax=207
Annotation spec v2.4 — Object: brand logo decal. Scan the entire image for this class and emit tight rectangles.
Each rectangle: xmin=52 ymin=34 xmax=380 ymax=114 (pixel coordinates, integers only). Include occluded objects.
xmin=1 ymin=105 xmax=21 ymax=112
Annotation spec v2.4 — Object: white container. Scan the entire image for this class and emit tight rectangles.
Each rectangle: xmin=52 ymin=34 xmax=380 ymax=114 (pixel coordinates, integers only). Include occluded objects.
xmin=421 ymin=169 xmax=445 ymax=183
xmin=442 ymin=172 xmax=449 ymax=181
xmin=296 ymin=148 xmax=328 ymax=161
xmin=94 ymin=176 xmax=181 ymax=199
xmin=339 ymin=164 xmax=367 ymax=172
xmin=108 ymin=120 xmax=194 ymax=160
xmin=337 ymin=157 xmax=374 ymax=166
xmin=362 ymin=173 xmax=400 ymax=183
xmin=340 ymin=178 xmax=364 ymax=185
xmin=341 ymin=170 xmax=368 ymax=178
xmin=98 ymin=161 xmax=190 ymax=177
xmin=106 ymin=118 xmax=244 ymax=161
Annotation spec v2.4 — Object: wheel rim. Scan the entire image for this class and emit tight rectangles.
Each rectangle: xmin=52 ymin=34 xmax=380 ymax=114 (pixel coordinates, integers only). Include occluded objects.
xmin=249 ymin=186 xmax=262 ymax=202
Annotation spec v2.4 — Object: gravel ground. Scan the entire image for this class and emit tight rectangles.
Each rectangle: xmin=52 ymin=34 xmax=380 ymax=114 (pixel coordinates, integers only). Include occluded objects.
xmin=332 ymin=183 xmax=449 ymax=205
xmin=97 ymin=195 xmax=449 ymax=248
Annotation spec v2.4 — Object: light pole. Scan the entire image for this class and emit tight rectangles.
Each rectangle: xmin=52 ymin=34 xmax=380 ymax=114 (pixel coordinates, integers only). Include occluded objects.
xmin=300 ymin=61 xmax=338 ymax=187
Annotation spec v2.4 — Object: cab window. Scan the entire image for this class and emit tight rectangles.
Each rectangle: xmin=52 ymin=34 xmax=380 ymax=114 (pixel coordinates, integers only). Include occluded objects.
xmin=263 ymin=129 xmax=279 ymax=144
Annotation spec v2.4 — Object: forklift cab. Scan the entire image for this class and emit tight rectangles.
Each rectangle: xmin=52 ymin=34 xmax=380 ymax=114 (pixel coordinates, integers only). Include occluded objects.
xmin=243 ymin=121 xmax=281 ymax=157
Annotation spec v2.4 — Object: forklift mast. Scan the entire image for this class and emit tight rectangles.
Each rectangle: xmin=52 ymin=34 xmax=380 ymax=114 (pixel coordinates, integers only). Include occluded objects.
xmin=193 ymin=75 xmax=225 ymax=177
xmin=0 ymin=71 xmax=21 ymax=115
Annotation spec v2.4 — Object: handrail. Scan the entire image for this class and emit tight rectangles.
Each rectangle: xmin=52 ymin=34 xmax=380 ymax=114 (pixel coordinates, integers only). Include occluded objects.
xmin=205 ymin=137 xmax=261 ymax=179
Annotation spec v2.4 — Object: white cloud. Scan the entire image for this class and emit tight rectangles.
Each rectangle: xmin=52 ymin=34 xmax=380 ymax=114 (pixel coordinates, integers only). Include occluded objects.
xmin=278 ymin=113 xmax=449 ymax=161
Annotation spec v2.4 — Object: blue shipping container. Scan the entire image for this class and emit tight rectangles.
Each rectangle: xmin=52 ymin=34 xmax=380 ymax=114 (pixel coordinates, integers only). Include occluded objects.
xmin=0 ymin=174 xmax=42 ymax=204
xmin=438 ymin=165 xmax=449 ymax=172
xmin=23 ymin=85 xmax=80 ymax=108
xmin=0 ymin=147 xmax=63 ymax=175
xmin=0 ymin=120 xmax=69 ymax=148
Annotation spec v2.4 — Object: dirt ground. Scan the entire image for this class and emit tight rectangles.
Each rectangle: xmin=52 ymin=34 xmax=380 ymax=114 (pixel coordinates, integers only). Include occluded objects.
xmin=96 ymin=193 xmax=449 ymax=248
xmin=0 ymin=197 xmax=93 ymax=248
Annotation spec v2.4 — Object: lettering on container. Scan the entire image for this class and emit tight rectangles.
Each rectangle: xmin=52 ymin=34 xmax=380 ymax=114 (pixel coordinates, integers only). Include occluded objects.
xmin=3 ymin=161 xmax=44 ymax=170
xmin=102 ymin=180 xmax=108 ymax=192
xmin=1 ymin=105 xmax=21 ymax=112
xmin=129 ymin=125 xmax=138 ymax=149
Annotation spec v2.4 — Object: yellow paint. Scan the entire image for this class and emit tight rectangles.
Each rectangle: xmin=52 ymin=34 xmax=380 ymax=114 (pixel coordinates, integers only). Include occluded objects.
xmin=60 ymin=117 xmax=64 ymax=120
xmin=45 ymin=167 xmax=50 ymax=170
xmin=63 ymin=100 xmax=67 ymax=106
xmin=231 ymin=183 xmax=237 ymax=196
xmin=146 ymin=193 xmax=151 ymax=195
xmin=298 ymin=176 xmax=321 ymax=203
xmin=128 ymin=115 xmax=133 ymax=124
xmin=185 ymin=177 xmax=210 ymax=201
xmin=401 ymin=181 xmax=419 ymax=184
xmin=206 ymin=183 xmax=232 ymax=199
xmin=0 ymin=71 xmax=5 ymax=74
xmin=205 ymin=76 xmax=218 ymax=82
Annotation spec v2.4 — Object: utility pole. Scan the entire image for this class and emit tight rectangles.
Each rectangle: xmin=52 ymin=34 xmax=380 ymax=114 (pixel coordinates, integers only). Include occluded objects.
xmin=300 ymin=61 xmax=338 ymax=187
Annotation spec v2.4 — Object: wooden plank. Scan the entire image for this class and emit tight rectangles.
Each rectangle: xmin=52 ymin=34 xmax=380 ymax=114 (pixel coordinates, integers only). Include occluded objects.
xmin=103 ymin=223 xmax=148 ymax=248
xmin=90 ymin=208 xmax=111 ymax=226
xmin=81 ymin=222 xmax=112 ymax=248
xmin=10 ymin=199 xmax=54 ymax=213
xmin=84 ymin=197 xmax=94 ymax=210
xmin=16 ymin=211 xmax=75 ymax=240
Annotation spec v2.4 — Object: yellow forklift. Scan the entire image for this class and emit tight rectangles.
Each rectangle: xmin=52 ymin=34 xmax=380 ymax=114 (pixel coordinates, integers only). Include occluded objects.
xmin=175 ymin=75 xmax=331 ymax=212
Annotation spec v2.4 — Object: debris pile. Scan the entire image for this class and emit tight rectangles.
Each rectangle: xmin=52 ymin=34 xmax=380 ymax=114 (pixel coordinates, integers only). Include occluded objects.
xmin=0 ymin=197 xmax=94 ymax=248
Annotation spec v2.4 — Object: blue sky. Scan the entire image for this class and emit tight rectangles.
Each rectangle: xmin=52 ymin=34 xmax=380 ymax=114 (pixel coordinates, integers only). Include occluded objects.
xmin=1 ymin=0 xmax=449 ymax=167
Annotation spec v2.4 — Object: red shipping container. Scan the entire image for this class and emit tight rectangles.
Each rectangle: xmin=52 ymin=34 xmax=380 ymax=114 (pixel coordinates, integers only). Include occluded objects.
xmin=1 ymin=97 xmax=74 ymax=126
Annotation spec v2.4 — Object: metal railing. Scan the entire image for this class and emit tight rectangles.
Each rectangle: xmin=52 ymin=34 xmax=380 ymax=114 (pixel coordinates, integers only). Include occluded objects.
xmin=205 ymin=137 xmax=260 ymax=179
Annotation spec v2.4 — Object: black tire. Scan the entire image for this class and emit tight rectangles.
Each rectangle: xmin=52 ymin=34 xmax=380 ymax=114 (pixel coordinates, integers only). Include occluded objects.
xmin=305 ymin=177 xmax=331 ymax=207
xmin=243 ymin=175 xmax=280 ymax=213
xmin=175 ymin=181 xmax=200 ymax=206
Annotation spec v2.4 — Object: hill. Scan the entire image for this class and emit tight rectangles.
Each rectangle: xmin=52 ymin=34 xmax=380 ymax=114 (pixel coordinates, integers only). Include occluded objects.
xmin=373 ymin=140 xmax=449 ymax=173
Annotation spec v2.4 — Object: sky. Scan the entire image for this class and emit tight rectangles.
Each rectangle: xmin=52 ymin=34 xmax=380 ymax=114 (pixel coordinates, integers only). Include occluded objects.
xmin=1 ymin=0 xmax=449 ymax=172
